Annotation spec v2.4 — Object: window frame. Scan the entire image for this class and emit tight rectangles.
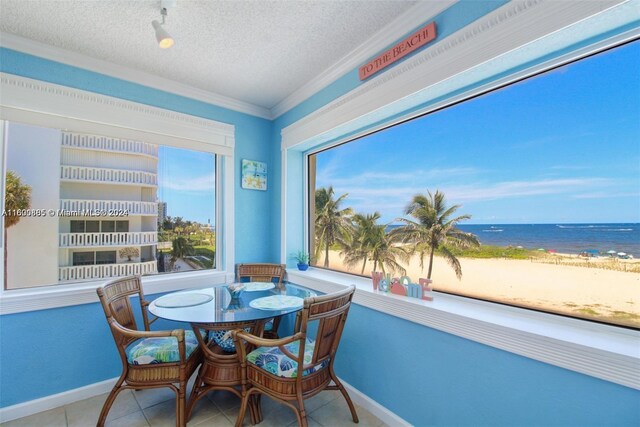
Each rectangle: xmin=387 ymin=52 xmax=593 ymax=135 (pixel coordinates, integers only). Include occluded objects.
xmin=0 ymin=73 xmax=236 ymax=313
xmin=306 ymin=39 xmax=640 ymax=330
xmin=280 ymin=2 xmax=640 ymax=391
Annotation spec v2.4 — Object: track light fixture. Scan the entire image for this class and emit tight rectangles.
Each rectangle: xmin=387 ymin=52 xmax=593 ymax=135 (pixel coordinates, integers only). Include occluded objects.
xmin=152 ymin=0 xmax=175 ymax=49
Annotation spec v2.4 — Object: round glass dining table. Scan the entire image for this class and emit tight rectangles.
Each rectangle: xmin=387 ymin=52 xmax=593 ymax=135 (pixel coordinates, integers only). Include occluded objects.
xmin=148 ymin=282 xmax=317 ymax=324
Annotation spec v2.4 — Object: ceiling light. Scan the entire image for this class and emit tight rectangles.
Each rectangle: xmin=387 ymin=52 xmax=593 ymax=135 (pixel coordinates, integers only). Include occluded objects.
xmin=152 ymin=0 xmax=176 ymax=49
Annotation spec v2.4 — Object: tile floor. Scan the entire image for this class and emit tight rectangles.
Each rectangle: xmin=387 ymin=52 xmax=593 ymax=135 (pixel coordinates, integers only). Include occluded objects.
xmin=1 ymin=377 xmax=386 ymax=427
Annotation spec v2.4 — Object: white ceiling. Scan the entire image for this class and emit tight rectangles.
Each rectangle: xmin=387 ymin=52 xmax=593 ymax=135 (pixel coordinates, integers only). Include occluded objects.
xmin=0 ymin=0 xmax=425 ymax=114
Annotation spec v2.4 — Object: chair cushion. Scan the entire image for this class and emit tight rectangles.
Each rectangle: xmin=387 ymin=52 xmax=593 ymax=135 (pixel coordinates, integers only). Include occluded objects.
xmin=246 ymin=338 xmax=329 ymax=378
xmin=126 ymin=330 xmax=200 ymax=365
xmin=209 ymin=328 xmax=250 ymax=353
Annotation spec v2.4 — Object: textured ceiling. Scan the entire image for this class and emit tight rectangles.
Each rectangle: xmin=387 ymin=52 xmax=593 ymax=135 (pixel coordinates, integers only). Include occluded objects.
xmin=0 ymin=0 xmax=418 ymax=110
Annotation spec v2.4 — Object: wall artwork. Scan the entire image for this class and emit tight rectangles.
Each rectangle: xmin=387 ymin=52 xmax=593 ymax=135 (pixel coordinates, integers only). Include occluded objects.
xmin=241 ymin=159 xmax=267 ymax=190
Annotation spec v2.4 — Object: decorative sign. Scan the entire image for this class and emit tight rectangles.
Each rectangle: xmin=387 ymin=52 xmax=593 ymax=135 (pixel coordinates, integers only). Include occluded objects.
xmin=371 ymin=272 xmax=434 ymax=301
xmin=359 ymin=21 xmax=437 ymax=81
xmin=241 ymin=159 xmax=267 ymax=190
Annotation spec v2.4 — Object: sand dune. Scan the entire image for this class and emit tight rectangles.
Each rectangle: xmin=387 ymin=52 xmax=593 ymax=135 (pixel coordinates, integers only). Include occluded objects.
xmin=319 ymin=251 xmax=640 ymax=328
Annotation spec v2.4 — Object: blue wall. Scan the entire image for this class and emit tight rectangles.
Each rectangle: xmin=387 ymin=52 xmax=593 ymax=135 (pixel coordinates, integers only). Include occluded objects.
xmin=0 ymin=48 xmax=275 ymax=407
xmin=335 ymin=305 xmax=640 ymax=426
xmin=2 ymin=2 xmax=640 ymax=425
xmin=0 ymin=47 xmax=275 ymax=264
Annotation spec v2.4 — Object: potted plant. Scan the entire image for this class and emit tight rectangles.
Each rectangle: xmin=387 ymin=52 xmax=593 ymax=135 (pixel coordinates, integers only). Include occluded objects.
xmin=292 ymin=251 xmax=310 ymax=271
xmin=119 ymin=247 xmax=140 ymax=262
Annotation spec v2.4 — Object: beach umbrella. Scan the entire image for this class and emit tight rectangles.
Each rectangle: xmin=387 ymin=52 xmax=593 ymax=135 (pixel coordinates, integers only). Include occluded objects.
xmin=607 ymin=250 xmax=617 ymax=254
xmin=618 ymin=252 xmax=627 ymax=256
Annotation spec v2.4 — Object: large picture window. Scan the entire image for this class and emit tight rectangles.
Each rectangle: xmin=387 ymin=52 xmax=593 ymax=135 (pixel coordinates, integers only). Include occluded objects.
xmin=309 ymin=41 xmax=639 ymax=328
xmin=3 ymin=122 xmax=217 ymax=288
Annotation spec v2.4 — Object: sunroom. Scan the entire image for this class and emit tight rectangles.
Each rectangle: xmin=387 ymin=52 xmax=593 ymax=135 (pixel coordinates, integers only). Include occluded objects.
xmin=0 ymin=1 xmax=638 ymax=426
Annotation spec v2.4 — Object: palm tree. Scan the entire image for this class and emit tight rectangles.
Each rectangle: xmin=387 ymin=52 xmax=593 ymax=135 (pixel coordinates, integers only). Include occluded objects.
xmin=4 ymin=171 xmax=31 ymax=287
xmin=342 ymin=213 xmax=380 ymax=274
xmin=391 ymin=190 xmax=479 ymax=280
xmin=170 ymin=236 xmax=194 ymax=269
xmin=342 ymin=212 xmax=409 ymax=276
xmin=314 ymin=186 xmax=353 ymax=267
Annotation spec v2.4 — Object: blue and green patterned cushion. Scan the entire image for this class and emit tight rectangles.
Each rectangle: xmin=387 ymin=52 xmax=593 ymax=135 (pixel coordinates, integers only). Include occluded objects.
xmin=209 ymin=328 xmax=250 ymax=353
xmin=246 ymin=338 xmax=328 ymax=378
xmin=126 ymin=330 xmax=200 ymax=365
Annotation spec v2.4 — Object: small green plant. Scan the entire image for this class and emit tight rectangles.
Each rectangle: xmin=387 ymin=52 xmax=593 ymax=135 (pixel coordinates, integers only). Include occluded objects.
xmin=292 ymin=251 xmax=309 ymax=264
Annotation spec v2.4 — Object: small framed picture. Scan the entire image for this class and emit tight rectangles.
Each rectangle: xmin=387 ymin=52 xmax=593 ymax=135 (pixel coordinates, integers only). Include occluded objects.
xmin=241 ymin=159 xmax=267 ymax=191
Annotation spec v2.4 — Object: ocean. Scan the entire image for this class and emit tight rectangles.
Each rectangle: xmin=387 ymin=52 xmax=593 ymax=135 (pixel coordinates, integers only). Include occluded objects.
xmin=388 ymin=223 xmax=640 ymax=257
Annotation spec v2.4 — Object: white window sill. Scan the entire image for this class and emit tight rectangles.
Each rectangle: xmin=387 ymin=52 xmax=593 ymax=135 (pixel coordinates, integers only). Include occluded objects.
xmin=286 ymin=267 xmax=640 ymax=390
xmin=0 ymin=270 xmax=233 ymax=315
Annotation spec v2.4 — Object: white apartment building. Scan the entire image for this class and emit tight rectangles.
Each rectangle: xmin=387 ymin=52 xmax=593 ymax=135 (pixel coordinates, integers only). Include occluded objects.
xmin=5 ymin=122 xmax=158 ymax=287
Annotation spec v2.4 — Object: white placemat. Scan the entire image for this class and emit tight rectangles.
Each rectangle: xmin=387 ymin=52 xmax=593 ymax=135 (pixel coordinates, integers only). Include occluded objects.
xmin=249 ymin=295 xmax=304 ymax=310
xmin=154 ymin=293 xmax=213 ymax=308
xmin=243 ymin=282 xmax=276 ymax=292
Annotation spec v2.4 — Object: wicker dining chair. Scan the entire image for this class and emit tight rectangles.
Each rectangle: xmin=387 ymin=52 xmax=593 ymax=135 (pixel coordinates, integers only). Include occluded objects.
xmin=231 ymin=285 xmax=358 ymax=427
xmin=236 ymin=263 xmax=286 ymax=338
xmin=187 ymin=320 xmax=264 ymax=423
xmin=96 ymin=276 xmax=202 ymax=427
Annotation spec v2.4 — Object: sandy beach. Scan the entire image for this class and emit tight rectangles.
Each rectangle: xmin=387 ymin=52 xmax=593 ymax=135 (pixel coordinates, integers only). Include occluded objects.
xmin=318 ymin=250 xmax=640 ymax=328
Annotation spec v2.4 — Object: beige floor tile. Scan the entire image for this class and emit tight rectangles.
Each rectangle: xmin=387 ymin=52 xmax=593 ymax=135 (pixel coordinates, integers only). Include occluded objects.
xmin=133 ymin=386 xmax=176 ymax=410
xmin=302 ymin=390 xmax=340 ymax=413
xmin=190 ymin=413 xmax=233 ymax=427
xmin=143 ymin=400 xmax=177 ymax=427
xmin=288 ymin=415 xmax=324 ymax=427
xmin=66 ymin=389 xmax=140 ymax=426
xmin=106 ymin=411 xmax=150 ymax=427
xmin=207 ymin=390 xmax=242 ymax=413
xmin=186 ymin=396 xmax=222 ymax=426
xmin=0 ymin=407 xmax=66 ymax=427
xmin=308 ymin=400 xmax=380 ymax=427
xmin=249 ymin=397 xmax=298 ymax=427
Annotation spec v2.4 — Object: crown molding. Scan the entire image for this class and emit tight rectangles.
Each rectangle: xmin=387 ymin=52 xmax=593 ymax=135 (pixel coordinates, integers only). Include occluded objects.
xmin=0 ymin=72 xmax=236 ymax=155
xmin=270 ymin=0 xmax=457 ymax=118
xmin=0 ymin=32 xmax=273 ymax=120
xmin=281 ymin=0 xmax=632 ymax=149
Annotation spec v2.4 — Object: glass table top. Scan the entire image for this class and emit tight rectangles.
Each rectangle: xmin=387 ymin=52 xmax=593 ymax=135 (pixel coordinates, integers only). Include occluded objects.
xmin=149 ymin=283 xmax=317 ymax=324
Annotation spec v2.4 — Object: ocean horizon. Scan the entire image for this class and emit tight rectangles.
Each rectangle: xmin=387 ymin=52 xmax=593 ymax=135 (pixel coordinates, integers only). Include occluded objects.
xmin=386 ymin=223 xmax=640 ymax=257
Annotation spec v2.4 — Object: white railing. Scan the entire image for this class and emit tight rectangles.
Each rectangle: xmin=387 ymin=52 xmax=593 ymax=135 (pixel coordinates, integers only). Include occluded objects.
xmin=60 ymin=166 xmax=157 ymax=186
xmin=62 ymin=132 xmax=158 ymax=157
xmin=58 ymin=261 xmax=158 ymax=282
xmin=59 ymin=232 xmax=157 ymax=247
xmin=60 ymin=199 xmax=158 ymax=215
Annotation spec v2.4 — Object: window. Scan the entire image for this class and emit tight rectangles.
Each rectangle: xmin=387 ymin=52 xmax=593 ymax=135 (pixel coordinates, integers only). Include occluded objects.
xmin=3 ymin=123 xmax=217 ymax=288
xmin=308 ymin=41 xmax=639 ymax=328
xmin=70 ymin=220 xmax=128 ymax=233
xmin=72 ymin=251 xmax=117 ymax=266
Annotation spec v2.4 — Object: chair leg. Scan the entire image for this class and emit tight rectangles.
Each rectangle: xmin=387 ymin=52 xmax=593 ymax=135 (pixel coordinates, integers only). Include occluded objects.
xmin=171 ymin=384 xmax=184 ymax=427
xmin=330 ymin=368 xmax=359 ymax=423
xmin=97 ymin=378 xmax=125 ymax=427
xmin=186 ymin=372 xmax=205 ymax=420
xmin=236 ymin=388 xmax=254 ymax=427
xmin=296 ymin=394 xmax=309 ymax=427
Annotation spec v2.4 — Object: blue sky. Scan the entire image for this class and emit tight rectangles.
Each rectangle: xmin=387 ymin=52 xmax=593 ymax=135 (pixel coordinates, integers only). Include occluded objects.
xmin=316 ymin=41 xmax=640 ymax=225
xmin=157 ymin=146 xmax=215 ymax=225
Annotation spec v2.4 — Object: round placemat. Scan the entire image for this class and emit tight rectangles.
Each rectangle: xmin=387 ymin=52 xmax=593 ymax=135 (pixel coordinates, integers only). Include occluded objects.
xmin=249 ymin=295 xmax=304 ymax=310
xmin=244 ymin=282 xmax=276 ymax=292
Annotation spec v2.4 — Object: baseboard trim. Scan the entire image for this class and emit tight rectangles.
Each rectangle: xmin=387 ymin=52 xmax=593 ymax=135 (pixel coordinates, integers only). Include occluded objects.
xmin=0 ymin=377 xmax=118 ymax=423
xmin=340 ymin=378 xmax=411 ymax=427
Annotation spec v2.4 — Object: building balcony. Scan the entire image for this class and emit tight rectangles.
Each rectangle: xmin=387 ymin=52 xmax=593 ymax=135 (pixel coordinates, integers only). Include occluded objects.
xmin=60 ymin=165 xmax=157 ymax=186
xmin=62 ymin=132 xmax=158 ymax=157
xmin=59 ymin=232 xmax=157 ymax=247
xmin=59 ymin=199 xmax=158 ymax=216
xmin=58 ymin=261 xmax=158 ymax=282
